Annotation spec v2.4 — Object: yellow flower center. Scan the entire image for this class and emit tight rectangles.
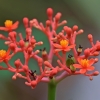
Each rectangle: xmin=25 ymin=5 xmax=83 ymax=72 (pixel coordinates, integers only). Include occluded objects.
xmin=81 ymin=59 xmax=89 ymax=67
xmin=4 ymin=20 xmax=13 ymax=28
xmin=0 ymin=50 xmax=7 ymax=58
xmin=60 ymin=39 xmax=69 ymax=48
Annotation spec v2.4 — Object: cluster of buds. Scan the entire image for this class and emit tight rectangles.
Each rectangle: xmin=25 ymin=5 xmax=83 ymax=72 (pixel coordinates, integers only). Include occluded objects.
xmin=0 ymin=8 xmax=100 ymax=89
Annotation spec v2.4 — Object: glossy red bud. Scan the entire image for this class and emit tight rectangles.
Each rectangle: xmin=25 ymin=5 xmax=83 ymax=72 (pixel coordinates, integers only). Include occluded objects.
xmin=19 ymin=40 xmax=25 ymax=48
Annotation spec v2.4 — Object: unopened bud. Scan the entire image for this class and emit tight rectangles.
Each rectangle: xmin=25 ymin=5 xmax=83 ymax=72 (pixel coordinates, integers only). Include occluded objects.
xmin=93 ymin=51 xmax=99 ymax=56
xmin=47 ymin=8 xmax=53 ymax=19
xmin=63 ymin=26 xmax=72 ymax=35
xmin=77 ymin=29 xmax=84 ymax=34
xmin=34 ymin=50 xmax=40 ymax=54
xmin=55 ymin=12 xmax=62 ymax=22
xmin=28 ymin=47 xmax=33 ymax=55
xmin=9 ymin=31 xmax=16 ymax=39
xmin=88 ymin=34 xmax=93 ymax=42
xmin=9 ymin=32 xmax=14 ymax=39
xmin=31 ymin=81 xmax=37 ymax=87
xmin=38 ymin=58 xmax=43 ymax=67
xmin=23 ymin=65 xmax=28 ymax=72
xmin=89 ymin=76 xmax=93 ymax=81
xmin=31 ymin=38 xmax=36 ymax=45
xmin=19 ymin=40 xmax=25 ymax=48
xmin=61 ymin=20 xmax=67 ymax=25
xmin=9 ymin=43 xmax=16 ymax=51
xmin=94 ymin=58 xmax=98 ymax=63
xmin=32 ymin=19 xmax=38 ymax=26
xmin=37 ymin=41 xmax=43 ymax=45
xmin=14 ymin=59 xmax=20 ymax=68
xmin=93 ymin=71 xmax=99 ymax=76
xmin=96 ymin=44 xmax=100 ymax=51
xmin=12 ymin=75 xmax=16 ymax=80
xmin=50 ymin=69 xmax=57 ymax=76
xmin=30 ymin=20 xmax=33 ymax=27
xmin=73 ymin=25 xmax=78 ymax=31
xmin=25 ymin=82 xmax=31 ymax=86
xmin=5 ymin=41 xmax=11 ymax=45
xmin=84 ymin=48 xmax=90 ymax=57
xmin=26 ymin=28 xmax=32 ymax=36
xmin=46 ymin=20 xmax=51 ymax=26
xmin=23 ymin=17 xmax=29 ymax=28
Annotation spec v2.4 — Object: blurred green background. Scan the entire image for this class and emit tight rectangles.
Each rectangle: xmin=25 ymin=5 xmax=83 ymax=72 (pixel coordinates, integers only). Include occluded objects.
xmin=0 ymin=0 xmax=100 ymax=100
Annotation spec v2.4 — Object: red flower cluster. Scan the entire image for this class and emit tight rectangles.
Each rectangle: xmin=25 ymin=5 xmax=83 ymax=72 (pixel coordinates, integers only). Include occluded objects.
xmin=0 ymin=8 xmax=100 ymax=89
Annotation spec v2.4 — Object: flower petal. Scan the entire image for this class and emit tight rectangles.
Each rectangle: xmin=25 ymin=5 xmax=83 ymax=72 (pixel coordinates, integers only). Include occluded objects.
xmin=64 ymin=47 xmax=71 ymax=51
xmin=0 ymin=27 xmax=8 ymax=31
xmin=55 ymin=49 xmax=62 ymax=52
xmin=73 ymin=64 xmax=82 ymax=68
xmin=0 ymin=58 xmax=4 ymax=62
xmin=12 ymin=21 xmax=19 ymax=30
xmin=87 ymin=66 xmax=95 ymax=71
xmin=68 ymin=44 xmax=76 ymax=49
xmin=80 ymin=69 xmax=86 ymax=74
xmin=6 ymin=48 xmax=11 ymax=56
xmin=77 ymin=57 xmax=82 ymax=65
xmin=88 ymin=58 xmax=95 ymax=66
xmin=53 ymin=43 xmax=62 ymax=49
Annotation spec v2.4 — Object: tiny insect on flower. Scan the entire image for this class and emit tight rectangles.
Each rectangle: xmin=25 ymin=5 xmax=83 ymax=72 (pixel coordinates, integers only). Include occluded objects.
xmin=29 ymin=70 xmax=37 ymax=80
xmin=77 ymin=45 xmax=83 ymax=55
xmin=40 ymin=47 xmax=48 ymax=61
xmin=73 ymin=58 xmax=95 ymax=74
xmin=23 ymin=38 xmax=29 ymax=47
xmin=66 ymin=54 xmax=76 ymax=67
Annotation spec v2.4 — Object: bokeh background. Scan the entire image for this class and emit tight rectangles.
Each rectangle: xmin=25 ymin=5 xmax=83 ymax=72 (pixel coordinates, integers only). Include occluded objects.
xmin=0 ymin=0 xmax=100 ymax=100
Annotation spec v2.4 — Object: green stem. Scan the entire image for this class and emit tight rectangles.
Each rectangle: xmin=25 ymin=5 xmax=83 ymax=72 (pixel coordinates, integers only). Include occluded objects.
xmin=48 ymin=77 xmax=57 ymax=100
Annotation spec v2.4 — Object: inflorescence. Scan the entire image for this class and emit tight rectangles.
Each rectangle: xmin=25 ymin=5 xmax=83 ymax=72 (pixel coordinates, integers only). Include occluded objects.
xmin=0 ymin=8 xmax=100 ymax=89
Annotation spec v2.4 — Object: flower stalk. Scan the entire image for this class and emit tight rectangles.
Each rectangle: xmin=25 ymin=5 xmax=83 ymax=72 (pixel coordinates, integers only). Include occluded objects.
xmin=48 ymin=78 xmax=57 ymax=100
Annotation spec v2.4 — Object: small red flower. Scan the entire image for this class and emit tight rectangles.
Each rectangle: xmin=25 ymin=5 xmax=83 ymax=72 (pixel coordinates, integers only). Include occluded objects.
xmin=0 ymin=20 xmax=19 ymax=32
xmin=53 ymin=39 xmax=75 ymax=52
xmin=73 ymin=58 xmax=95 ymax=74
xmin=0 ymin=48 xmax=11 ymax=62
